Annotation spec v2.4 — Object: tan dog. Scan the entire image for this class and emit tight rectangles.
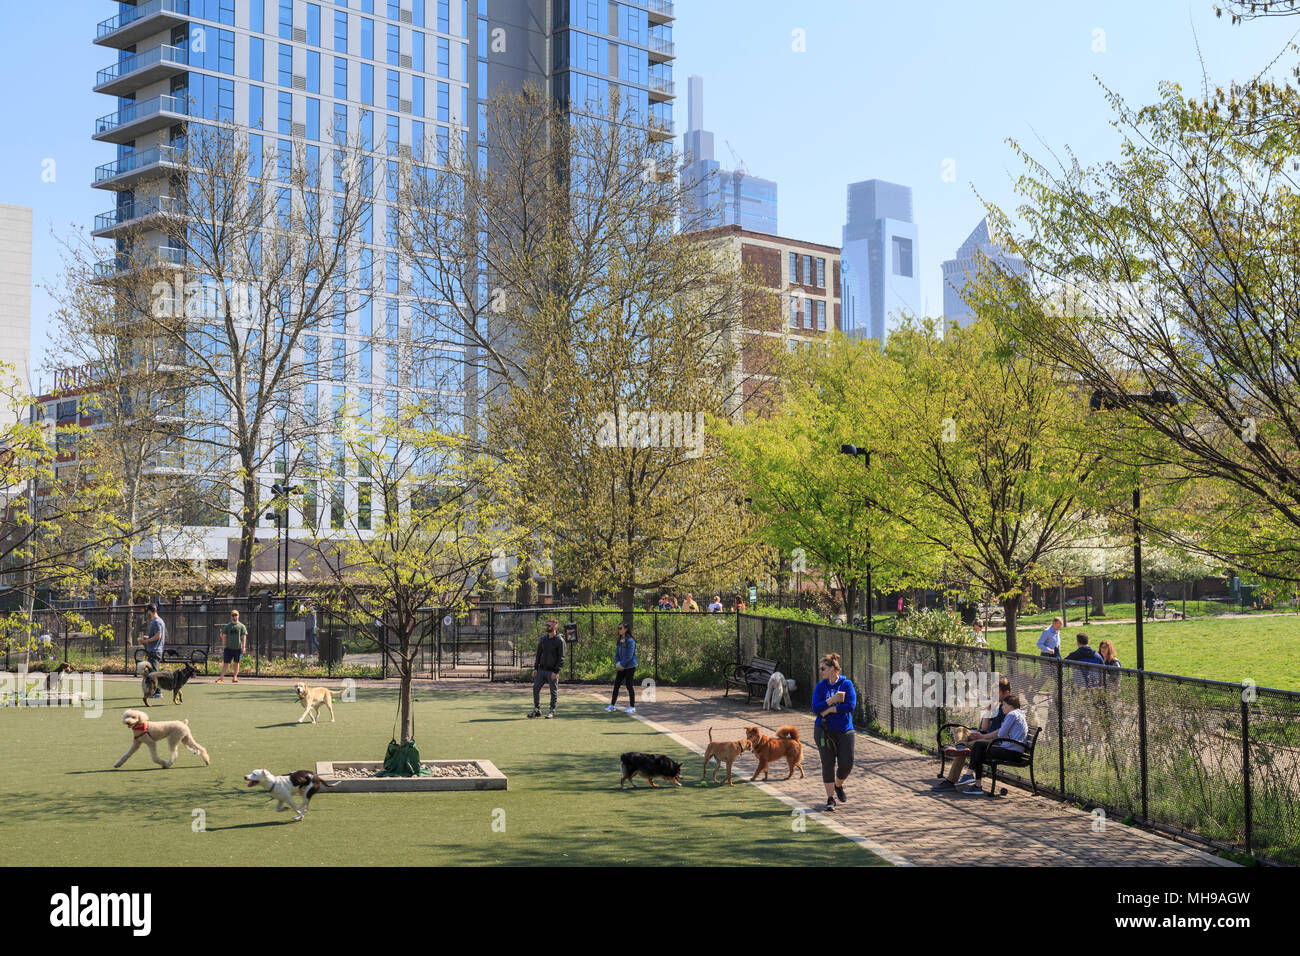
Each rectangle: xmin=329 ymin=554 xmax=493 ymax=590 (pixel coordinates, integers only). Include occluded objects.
xmin=702 ymin=727 xmax=752 ymax=786
xmin=745 ymin=725 xmax=805 ymax=782
xmin=294 ymin=682 xmax=346 ymax=723
xmin=114 ymin=709 xmax=210 ymax=769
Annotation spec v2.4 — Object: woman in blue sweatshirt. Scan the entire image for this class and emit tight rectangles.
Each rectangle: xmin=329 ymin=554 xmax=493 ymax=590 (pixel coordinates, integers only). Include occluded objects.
xmin=606 ymin=623 xmax=638 ymax=714
xmin=812 ymin=652 xmax=857 ymax=812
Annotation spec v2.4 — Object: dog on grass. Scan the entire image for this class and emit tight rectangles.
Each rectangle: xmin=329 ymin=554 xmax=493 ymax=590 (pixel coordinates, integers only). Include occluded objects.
xmin=762 ymin=670 xmax=793 ymax=711
xmin=114 ymin=709 xmax=210 ymax=769
xmin=47 ymin=661 xmax=74 ymax=688
xmin=244 ymin=768 xmax=338 ymax=821
xmin=293 ymin=682 xmax=346 ymax=723
xmin=619 ymin=752 xmax=683 ymax=789
xmin=702 ymin=727 xmax=752 ymax=786
xmin=140 ymin=662 xmax=200 ymax=706
xmin=744 ymin=725 xmax=805 ymax=782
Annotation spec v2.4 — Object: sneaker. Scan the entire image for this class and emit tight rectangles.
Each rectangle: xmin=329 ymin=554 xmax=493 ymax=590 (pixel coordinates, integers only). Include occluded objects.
xmin=822 ymin=800 xmax=836 ymax=812
xmin=956 ymin=773 xmax=976 ymax=785
xmin=604 ymin=704 xmax=616 ymax=712
xmin=526 ymin=709 xmax=541 ymax=719
xmin=626 ymin=706 xmax=637 ymax=715
xmin=151 ymin=692 xmax=162 ymax=698
xmin=544 ymin=710 xmax=555 ymax=719
xmin=931 ymin=779 xmax=956 ymax=791
xmin=834 ymin=784 xmax=846 ymax=804
xmin=960 ymin=784 xmax=984 ymax=796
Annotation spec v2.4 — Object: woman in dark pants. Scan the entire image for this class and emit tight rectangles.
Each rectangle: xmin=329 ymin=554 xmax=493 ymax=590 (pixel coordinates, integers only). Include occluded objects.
xmin=606 ymin=623 xmax=638 ymax=714
xmin=811 ymin=652 xmax=857 ymax=812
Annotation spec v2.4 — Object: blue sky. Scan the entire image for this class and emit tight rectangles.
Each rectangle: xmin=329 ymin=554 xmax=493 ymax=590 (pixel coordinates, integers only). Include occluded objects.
xmin=2 ymin=1 xmax=1295 ymax=388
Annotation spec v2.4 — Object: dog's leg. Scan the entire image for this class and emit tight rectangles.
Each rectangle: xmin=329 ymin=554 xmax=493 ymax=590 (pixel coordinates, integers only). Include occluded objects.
xmin=144 ymin=738 xmax=169 ymax=768
xmin=326 ymin=697 xmax=335 ymax=722
xmin=725 ymin=758 xmax=734 ymax=786
xmin=114 ymin=740 xmax=141 ymax=768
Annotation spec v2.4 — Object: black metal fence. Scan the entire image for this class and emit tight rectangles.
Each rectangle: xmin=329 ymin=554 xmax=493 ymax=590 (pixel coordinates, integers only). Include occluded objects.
xmin=737 ymin=612 xmax=1300 ymax=866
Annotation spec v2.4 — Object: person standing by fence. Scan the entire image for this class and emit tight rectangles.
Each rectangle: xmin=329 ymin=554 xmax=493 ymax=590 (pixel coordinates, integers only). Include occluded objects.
xmin=528 ymin=618 xmax=565 ymax=719
xmin=216 ymin=609 xmax=248 ymax=684
xmin=303 ymin=602 xmax=318 ymax=659
xmin=605 ymin=623 xmax=638 ymax=714
xmin=1037 ymin=617 xmax=1064 ymax=657
xmin=139 ymin=606 xmax=165 ymax=698
xmin=812 ymin=652 xmax=857 ymax=813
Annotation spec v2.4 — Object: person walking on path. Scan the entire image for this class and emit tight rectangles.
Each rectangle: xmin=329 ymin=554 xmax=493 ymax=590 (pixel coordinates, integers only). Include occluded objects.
xmin=139 ymin=605 xmax=167 ymax=698
xmin=1037 ymin=617 xmax=1064 ymax=657
xmin=528 ymin=618 xmax=565 ymax=719
xmin=605 ymin=623 xmax=638 ymax=714
xmin=1144 ymin=585 xmax=1157 ymax=620
xmin=811 ymin=652 xmax=857 ymax=813
xmin=216 ymin=609 xmax=248 ymax=683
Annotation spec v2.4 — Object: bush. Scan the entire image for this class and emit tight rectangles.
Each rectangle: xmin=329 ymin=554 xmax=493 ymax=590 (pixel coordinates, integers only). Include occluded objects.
xmin=896 ymin=608 xmax=979 ymax=646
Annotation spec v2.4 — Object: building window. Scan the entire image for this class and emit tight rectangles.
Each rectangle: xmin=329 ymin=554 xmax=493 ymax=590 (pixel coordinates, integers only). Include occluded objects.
xmin=815 ymin=257 xmax=825 ymax=288
xmin=788 ymin=251 xmax=797 ymax=284
xmin=802 ymin=254 xmax=813 ymax=285
xmin=892 ymin=236 xmax=913 ymax=277
xmin=816 ymin=300 xmax=826 ymax=331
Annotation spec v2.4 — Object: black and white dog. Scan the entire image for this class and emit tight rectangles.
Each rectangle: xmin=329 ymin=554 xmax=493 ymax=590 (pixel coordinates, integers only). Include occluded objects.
xmin=141 ymin=662 xmax=200 ymax=706
xmin=244 ymin=768 xmax=337 ymax=821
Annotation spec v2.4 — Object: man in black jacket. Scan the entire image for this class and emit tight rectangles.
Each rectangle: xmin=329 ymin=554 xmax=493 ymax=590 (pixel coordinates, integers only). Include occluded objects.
xmin=528 ymin=619 xmax=565 ymax=718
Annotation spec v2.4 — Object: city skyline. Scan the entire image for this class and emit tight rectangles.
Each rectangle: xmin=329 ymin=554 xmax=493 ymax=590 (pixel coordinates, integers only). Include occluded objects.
xmin=2 ymin=1 xmax=1294 ymax=383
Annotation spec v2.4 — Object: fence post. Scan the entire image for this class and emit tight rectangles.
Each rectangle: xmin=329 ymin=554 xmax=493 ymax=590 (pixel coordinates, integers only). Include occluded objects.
xmin=735 ymin=610 xmax=741 ymax=664
xmin=1138 ymin=670 xmax=1149 ymax=822
xmin=653 ymin=612 xmax=660 ymax=684
xmin=888 ymin=637 xmax=895 ymax=735
xmin=1056 ymin=658 xmax=1065 ymax=796
xmin=568 ymin=610 xmax=576 ymax=682
xmin=1241 ymin=691 xmax=1253 ymax=857
xmin=935 ymin=645 xmax=944 ymax=738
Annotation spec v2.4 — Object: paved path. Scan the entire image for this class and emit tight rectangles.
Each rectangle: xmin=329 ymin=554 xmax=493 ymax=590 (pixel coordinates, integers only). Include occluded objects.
xmin=584 ymin=685 xmax=1234 ymax=868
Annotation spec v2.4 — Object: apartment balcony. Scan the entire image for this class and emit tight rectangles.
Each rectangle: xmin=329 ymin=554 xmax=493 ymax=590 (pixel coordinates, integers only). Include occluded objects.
xmin=94 ymin=93 xmax=189 ymax=145
xmin=92 ymin=195 xmax=183 ymax=239
xmin=648 ymin=76 xmax=674 ymax=103
xmin=647 ymin=116 xmax=673 ymax=142
xmin=93 ymin=245 xmax=186 ymax=281
xmin=93 ymin=143 xmax=182 ymax=190
xmin=646 ymin=0 xmax=674 ymax=26
xmin=94 ymin=44 xmax=189 ymax=97
xmin=648 ymin=35 xmax=675 ymax=62
xmin=95 ymin=0 xmax=191 ymax=50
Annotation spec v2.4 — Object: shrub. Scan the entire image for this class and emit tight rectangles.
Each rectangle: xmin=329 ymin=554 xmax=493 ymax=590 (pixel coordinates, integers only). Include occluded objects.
xmin=896 ymin=608 xmax=980 ymax=646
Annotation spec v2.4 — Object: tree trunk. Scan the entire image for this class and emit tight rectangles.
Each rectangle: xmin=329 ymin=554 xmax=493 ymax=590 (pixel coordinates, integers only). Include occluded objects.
xmin=578 ymin=585 xmax=594 ymax=606
xmin=620 ymin=585 xmax=635 ymax=629
xmin=1003 ymin=597 xmax=1019 ymax=654
xmin=234 ymin=472 xmax=258 ymax=598
xmin=399 ymin=624 xmax=413 ymax=744
xmin=1092 ymin=575 xmax=1105 ymax=617
xmin=843 ymin=581 xmax=859 ymax=624
xmin=515 ymin=554 xmax=535 ymax=606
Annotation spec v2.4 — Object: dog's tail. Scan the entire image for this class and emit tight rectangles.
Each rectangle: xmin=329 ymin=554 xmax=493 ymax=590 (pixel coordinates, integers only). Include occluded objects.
xmin=777 ymin=726 xmax=800 ymax=741
xmin=707 ymin=727 xmax=714 ymax=742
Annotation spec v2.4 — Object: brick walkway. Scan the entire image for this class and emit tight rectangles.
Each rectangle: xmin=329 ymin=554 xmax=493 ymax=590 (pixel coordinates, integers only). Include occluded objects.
xmin=586 ymin=685 xmax=1234 ymax=867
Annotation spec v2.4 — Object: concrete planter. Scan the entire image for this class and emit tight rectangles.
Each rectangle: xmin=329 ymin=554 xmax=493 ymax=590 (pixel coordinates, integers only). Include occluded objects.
xmin=315 ymin=759 xmax=507 ymax=792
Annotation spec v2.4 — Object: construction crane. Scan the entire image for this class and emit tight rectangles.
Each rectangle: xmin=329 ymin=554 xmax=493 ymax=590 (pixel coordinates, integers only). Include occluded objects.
xmin=723 ymin=139 xmax=747 ymax=177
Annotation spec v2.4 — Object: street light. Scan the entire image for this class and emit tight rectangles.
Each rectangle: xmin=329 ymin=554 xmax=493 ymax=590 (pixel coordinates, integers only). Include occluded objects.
xmin=1089 ymin=387 xmax=1178 ymax=824
xmin=839 ymin=444 xmax=872 ymax=631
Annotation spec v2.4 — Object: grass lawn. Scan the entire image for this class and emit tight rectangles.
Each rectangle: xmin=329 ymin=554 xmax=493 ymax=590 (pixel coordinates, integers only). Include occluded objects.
xmin=0 ymin=680 xmax=884 ymax=867
xmin=982 ymin=614 xmax=1300 ymax=692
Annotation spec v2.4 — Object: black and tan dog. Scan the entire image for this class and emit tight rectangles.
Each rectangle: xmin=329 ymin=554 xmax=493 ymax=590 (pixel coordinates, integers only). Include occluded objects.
xmin=702 ymin=727 xmax=752 ymax=786
xmin=141 ymin=662 xmax=200 ymax=706
xmin=619 ymin=752 xmax=683 ymax=789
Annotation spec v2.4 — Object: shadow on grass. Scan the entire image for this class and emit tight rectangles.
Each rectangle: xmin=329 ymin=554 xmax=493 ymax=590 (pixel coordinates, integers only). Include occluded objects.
xmin=203 ymin=820 xmax=296 ymax=831
xmin=254 ymin=722 xmax=303 ymax=729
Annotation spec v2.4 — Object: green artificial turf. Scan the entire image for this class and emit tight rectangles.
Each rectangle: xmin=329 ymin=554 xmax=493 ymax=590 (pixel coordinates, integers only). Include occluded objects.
xmin=982 ymin=614 xmax=1300 ymax=691
xmin=0 ymin=681 xmax=885 ymax=866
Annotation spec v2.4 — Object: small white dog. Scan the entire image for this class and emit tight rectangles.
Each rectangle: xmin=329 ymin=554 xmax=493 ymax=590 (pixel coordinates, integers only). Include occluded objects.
xmin=762 ymin=671 xmax=794 ymax=711
xmin=244 ymin=768 xmax=336 ymax=821
xmin=114 ymin=709 xmax=211 ymax=769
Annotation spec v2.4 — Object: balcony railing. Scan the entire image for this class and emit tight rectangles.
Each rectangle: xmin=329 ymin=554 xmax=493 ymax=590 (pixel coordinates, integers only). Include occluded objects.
xmin=96 ymin=0 xmax=191 ymax=40
xmin=647 ymin=0 xmax=675 ymax=19
xmin=94 ymin=143 xmax=182 ymax=184
xmin=96 ymin=44 xmax=189 ymax=89
xmin=649 ymin=35 xmax=675 ymax=58
xmin=649 ymin=76 xmax=674 ymax=97
xmin=95 ymin=94 xmax=189 ymax=137
xmin=94 ymin=245 xmax=187 ymax=280
xmin=93 ymin=195 xmax=184 ymax=233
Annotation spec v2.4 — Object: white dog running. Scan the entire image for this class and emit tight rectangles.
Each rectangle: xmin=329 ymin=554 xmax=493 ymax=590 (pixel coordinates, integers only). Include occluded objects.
xmin=114 ymin=709 xmax=211 ymax=768
xmin=762 ymin=670 xmax=794 ymax=711
xmin=244 ymin=768 xmax=336 ymax=821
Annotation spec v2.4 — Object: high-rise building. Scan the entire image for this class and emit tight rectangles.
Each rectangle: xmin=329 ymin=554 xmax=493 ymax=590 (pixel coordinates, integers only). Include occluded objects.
xmin=91 ymin=0 xmax=675 ymax=563
xmin=681 ymin=75 xmax=777 ymax=235
xmin=941 ymin=216 xmax=1024 ymax=327
xmin=0 ymin=204 xmax=33 ymax=414
xmin=839 ymin=179 xmax=918 ymax=342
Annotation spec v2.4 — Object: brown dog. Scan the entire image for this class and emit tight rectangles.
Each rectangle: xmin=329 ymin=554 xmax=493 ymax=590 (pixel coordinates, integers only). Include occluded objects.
xmin=702 ymin=727 xmax=752 ymax=786
xmin=745 ymin=725 xmax=805 ymax=782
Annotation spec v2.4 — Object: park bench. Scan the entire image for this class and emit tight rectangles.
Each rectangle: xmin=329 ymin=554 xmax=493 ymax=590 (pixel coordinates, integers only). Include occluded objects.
xmin=134 ymin=644 xmax=211 ymax=671
xmin=935 ymin=723 xmax=1042 ymax=796
xmin=724 ymin=656 xmax=779 ymax=703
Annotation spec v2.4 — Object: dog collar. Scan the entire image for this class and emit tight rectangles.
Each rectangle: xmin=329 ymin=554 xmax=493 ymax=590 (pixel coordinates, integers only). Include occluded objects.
xmin=133 ymin=720 xmax=148 ymax=739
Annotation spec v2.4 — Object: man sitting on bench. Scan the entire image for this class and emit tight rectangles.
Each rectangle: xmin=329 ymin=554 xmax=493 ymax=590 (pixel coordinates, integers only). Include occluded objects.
xmin=933 ymin=677 xmax=1010 ymax=791
xmin=960 ymin=695 xmax=1029 ymax=796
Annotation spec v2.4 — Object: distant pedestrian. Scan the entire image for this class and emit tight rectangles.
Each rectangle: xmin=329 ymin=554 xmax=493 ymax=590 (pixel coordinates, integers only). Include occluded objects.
xmin=605 ymin=622 xmax=638 ymax=714
xmin=734 ymin=597 xmax=747 ymax=613
xmin=1144 ymin=585 xmax=1156 ymax=620
xmin=707 ymin=594 xmax=724 ymax=613
xmin=681 ymin=593 xmax=700 ymax=613
xmin=1098 ymin=639 xmax=1122 ymax=688
xmin=139 ymin=605 xmax=166 ymax=698
xmin=657 ymin=594 xmax=673 ymax=611
xmin=528 ymin=618 xmax=565 ymax=719
xmin=1037 ymin=617 xmax=1064 ymax=658
xmin=216 ymin=609 xmax=248 ymax=683
xmin=971 ymin=621 xmax=987 ymax=647
xmin=303 ymin=601 xmax=318 ymax=658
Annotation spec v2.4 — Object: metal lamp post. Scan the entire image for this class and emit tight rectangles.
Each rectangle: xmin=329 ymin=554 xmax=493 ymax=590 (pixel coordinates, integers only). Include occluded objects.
xmin=839 ymin=444 xmax=871 ymax=631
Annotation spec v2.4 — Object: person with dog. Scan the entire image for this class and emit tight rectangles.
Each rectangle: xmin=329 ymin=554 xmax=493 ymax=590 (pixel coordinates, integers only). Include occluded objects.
xmin=528 ymin=618 xmax=565 ymax=719
xmin=216 ymin=609 xmax=248 ymax=684
xmin=605 ymin=622 xmax=638 ymax=714
xmin=933 ymin=677 xmax=1012 ymax=791
xmin=140 ymin=605 xmax=166 ymax=698
xmin=959 ymin=694 xmax=1029 ymax=796
xmin=811 ymin=652 xmax=857 ymax=813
